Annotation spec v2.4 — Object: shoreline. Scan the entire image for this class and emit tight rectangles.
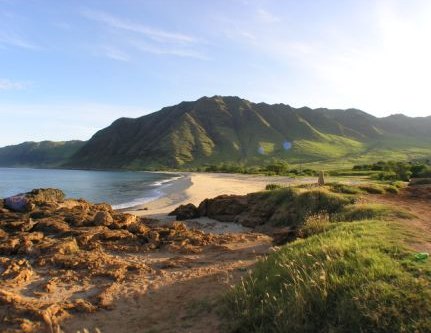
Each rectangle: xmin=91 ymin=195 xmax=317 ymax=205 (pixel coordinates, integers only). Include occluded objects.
xmin=124 ymin=172 xmax=314 ymax=218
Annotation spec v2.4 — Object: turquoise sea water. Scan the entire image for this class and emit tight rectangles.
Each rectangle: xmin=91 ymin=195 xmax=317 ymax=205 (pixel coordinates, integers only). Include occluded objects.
xmin=0 ymin=168 xmax=180 ymax=209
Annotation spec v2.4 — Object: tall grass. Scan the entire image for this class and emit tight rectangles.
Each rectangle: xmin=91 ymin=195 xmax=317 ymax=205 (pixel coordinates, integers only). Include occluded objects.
xmin=224 ymin=221 xmax=431 ymax=333
xmin=334 ymin=204 xmax=414 ymax=222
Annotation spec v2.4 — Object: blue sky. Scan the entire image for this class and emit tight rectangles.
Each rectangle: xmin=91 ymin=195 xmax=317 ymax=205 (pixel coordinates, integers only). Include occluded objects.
xmin=1 ymin=0 xmax=430 ymax=146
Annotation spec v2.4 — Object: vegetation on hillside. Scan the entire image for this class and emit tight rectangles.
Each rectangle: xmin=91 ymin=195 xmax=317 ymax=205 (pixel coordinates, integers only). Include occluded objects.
xmin=353 ymin=160 xmax=431 ymax=181
xmin=0 ymin=140 xmax=85 ymax=168
xmin=65 ymin=96 xmax=431 ymax=170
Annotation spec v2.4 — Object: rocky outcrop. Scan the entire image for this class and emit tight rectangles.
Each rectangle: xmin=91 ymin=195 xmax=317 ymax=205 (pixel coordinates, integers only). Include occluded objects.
xmin=198 ymin=195 xmax=249 ymax=221
xmin=169 ymin=203 xmax=199 ymax=220
xmin=0 ymin=188 xmax=229 ymax=333
xmin=170 ymin=188 xmax=354 ymax=229
xmin=4 ymin=188 xmax=65 ymax=212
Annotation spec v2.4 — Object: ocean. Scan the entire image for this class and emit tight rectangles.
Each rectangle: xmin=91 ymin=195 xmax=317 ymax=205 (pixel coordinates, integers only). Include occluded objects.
xmin=0 ymin=168 xmax=181 ymax=209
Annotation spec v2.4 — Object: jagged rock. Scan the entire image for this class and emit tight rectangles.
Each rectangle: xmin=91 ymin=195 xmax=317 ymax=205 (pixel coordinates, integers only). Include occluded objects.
xmin=0 ymin=258 xmax=34 ymax=286
xmin=0 ymin=228 xmax=7 ymax=239
xmin=93 ymin=211 xmax=114 ymax=226
xmin=0 ymin=188 xmax=233 ymax=331
xmin=33 ymin=219 xmax=70 ymax=234
xmin=127 ymin=222 xmax=151 ymax=235
xmin=4 ymin=219 xmax=37 ymax=232
xmin=5 ymin=189 xmax=65 ymax=213
xmin=169 ymin=203 xmax=200 ymax=220
xmin=67 ymin=298 xmax=96 ymax=313
xmin=99 ymin=229 xmax=136 ymax=242
xmin=27 ymin=188 xmax=65 ymax=203
xmin=64 ymin=209 xmax=89 ymax=227
xmin=50 ymin=238 xmax=80 ymax=255
xmin=111 ymin=213 xmax=137 ymax=229
xmin=0 ymin=238 xmax=20 ymax=255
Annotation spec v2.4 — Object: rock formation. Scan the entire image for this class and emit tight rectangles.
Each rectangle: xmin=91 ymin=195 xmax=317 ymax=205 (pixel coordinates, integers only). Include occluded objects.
xmin=0 ymin=189 xmax=231 ymax=332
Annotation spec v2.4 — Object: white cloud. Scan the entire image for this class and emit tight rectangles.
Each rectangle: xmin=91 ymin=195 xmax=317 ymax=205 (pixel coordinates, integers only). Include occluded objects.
xmin=256 ymin=9 xmax=280 ymax=23
xmin=82 ymin=9 xmax=207 ymax=62
xmin=101 ymin=46 xmax=131 ymax=62
xmin=0 ymin=31 xmax=38 ymax=49
xmin=129 ymin=39 xmax=209 ymax=60
xmin=0 ymin=79 xmax=28 ymax=90
xmin=82 ymin=9 xmax=197 ymax=44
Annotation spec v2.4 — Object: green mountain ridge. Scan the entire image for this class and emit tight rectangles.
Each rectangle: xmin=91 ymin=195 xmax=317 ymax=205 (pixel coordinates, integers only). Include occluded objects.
xmin=1 ymin=96 xmax=430 ymax=170
xmin=65 ymin=96 xmax=431 ymax=170
xmin=0 ymin=140 xmax=85 ymax=168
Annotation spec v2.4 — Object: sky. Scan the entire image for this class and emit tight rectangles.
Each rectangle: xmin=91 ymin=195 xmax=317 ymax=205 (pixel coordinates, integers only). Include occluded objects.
xmin=1 ymin=0 xmax=431 ymax=146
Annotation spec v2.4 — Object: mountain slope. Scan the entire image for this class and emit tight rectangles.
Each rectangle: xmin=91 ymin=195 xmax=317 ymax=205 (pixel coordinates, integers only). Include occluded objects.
xmin=0 ymin=140 xmax=85 ymax=168
xmin=65 ymin=96 xmax=431 ymax=169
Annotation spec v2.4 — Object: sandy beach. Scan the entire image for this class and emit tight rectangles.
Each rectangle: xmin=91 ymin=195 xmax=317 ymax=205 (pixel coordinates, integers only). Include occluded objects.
xmin=125 ymin=172 xmax=312 ymax=218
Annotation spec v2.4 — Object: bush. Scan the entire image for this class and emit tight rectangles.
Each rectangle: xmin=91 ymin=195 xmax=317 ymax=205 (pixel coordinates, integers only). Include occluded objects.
xmin=328 ymin=183 xmax=363 ymax=195
xmin=359 ymin=184 xmax=385 ymax=194
xmin=265 ymin=183 xmax=284 ymax=191
xmin=384 ymin=185 xmax=399 ymax=194
xmin=298 ymin=214 xmax=332 ymax=238
xmin=255 ymin=188 xmax=354 ymax=227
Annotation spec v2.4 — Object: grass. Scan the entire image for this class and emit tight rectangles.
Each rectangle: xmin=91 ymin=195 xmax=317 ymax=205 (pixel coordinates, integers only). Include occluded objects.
xmin=223 ymin=220 xmax=431 ymax=333
xmin=265 ymin=183 xmax=284 ymax=191
xmin=358 ymin=184 xmax=386 ymax=194
xmin=334 ymin=204 xmax=415 ymax=222
xmin=327 ymin=183 xmax=364 ymax=195
xmin=254 ymin=187 xmax=354 ymax=226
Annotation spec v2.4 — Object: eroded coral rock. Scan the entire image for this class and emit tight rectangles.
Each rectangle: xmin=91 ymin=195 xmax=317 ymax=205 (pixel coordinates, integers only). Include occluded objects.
xmin=0 ymin=188 xmax=231 ymax=332
xmin=93 ymin=211 xmax=114 ymax=226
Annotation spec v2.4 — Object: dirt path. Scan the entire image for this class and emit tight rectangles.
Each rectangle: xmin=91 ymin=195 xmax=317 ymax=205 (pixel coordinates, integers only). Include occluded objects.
xmin=62 ymin=231 xmax=272 ymax=333
xmin=371 ymin=185 xmax=431 ymax=252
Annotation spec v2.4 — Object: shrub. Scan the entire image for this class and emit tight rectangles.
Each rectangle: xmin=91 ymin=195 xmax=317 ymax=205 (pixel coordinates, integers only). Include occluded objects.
xmin=359 ymin=184 xmax=385 ymax=194
xmin=384 ymin=185 xmax=399 ymax=194
xmin=265 ymin=183 xmax=284 ymax=191
xmin=328 ymin=183 xmax=363 ymax=195
xmin=298 ymin=213 xmax=332 ymax=238
xmin=258 ymin=188 xmax=354 ymax=227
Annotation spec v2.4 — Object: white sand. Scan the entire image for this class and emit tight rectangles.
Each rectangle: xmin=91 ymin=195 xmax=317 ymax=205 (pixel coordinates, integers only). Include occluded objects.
xmin=125 ymin=172 xmax=313 ymax=219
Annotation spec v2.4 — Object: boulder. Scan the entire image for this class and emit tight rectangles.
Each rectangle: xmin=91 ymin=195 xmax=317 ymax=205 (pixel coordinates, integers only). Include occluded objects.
xmin=33 ymin=219 xmax=70 ymax=234
xmin=99 ymin=229 xmax=136 ymax=242
xmin=27 ymin=188 xmax=65 ymax=203
xmin=169 ymin=203 xmax=199 ymax=220
xmin=4 ymin=188 xmax=65 ymax=212
xmin=111 ymin=213 xmax=137 ymax=229
xmin=0 ymin=228 xmax=7 ymax=239
xmin=50 ymin=238 xmax=80 ymax=255
xmin=198 ymin=195 xmax=248 ymax=222
xmin=93 ymin=211 xmax=114 ymax=226
xmin=4 ymin=195 xmax=34 ymax=212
